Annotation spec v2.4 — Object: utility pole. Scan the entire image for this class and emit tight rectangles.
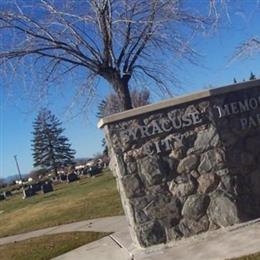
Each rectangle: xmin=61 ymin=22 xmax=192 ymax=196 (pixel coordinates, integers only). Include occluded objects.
xmin=14 ymin=155 xmax=25 ymax=198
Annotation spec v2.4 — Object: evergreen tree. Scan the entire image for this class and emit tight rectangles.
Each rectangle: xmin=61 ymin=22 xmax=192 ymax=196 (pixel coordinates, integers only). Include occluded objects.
xmin=249 ymin=72 xmax=256 ymax=80
xmin=233 ymin=78 xmax=237 ymax=84
xmin=32 ymin=109 xmax=75 ymax=174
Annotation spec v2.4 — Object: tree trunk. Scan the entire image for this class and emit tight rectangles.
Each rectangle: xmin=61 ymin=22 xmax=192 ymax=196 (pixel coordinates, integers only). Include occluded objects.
xmin=100 ymin=68 xmax=133 ymax=111
xmin=116 ymin=79 xmax=132 ymax=111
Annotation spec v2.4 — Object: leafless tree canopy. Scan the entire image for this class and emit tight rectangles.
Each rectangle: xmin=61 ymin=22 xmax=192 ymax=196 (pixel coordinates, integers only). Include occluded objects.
xmin=0 ymin=0 xmax=220 ymax=111
xmin=232 ymin=38 xmax=260 ymax=61
xmin=225 ymin=1 xmax=260 ymax=63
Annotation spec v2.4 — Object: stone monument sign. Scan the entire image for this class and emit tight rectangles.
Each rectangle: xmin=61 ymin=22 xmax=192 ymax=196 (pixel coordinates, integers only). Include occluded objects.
xmin=98 ymin=80 xmax=260 ymax=248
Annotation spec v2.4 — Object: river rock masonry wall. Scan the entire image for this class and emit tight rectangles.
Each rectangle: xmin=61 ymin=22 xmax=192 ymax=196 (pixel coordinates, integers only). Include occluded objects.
xmin=98 ymin=80 xmax=260 ymax=248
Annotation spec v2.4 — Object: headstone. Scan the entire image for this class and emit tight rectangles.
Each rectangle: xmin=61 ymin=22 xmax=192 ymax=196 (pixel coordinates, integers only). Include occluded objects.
xmin=87 ymin=166 xmax=102 ymax=176
xmin=42 ymin=181 xmax=53 ymax=193
xmin=30 ymin=182 xmax=42 ymax=193
xmin=3 ymin=191 xmax=12 ymax=198
xmin=60 ymin=174 xmax=67 ymax=182
xmin=0 ymin=193 xmax=5 ymax=201
xmin=99 ymin=80 xmax=260 ymax=248
xmin=67 ymin=172 xmax=78 ymax=183
xmin=23 ymin=187 xmax=36 ymax=198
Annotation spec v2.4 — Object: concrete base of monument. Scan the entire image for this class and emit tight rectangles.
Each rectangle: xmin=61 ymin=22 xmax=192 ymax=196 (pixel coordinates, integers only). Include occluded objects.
xmin=125 ymin=218 xmax=260 ymax=260
xmin=54 ymin=217 xmax=260 ymax=260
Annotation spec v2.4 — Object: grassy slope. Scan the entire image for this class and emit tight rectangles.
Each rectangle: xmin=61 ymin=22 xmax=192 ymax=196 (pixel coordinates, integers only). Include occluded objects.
xmin=0 ymin=231 xmax=109 ymax=260
xmin=0 ymin=171 xmax=123 ymax=237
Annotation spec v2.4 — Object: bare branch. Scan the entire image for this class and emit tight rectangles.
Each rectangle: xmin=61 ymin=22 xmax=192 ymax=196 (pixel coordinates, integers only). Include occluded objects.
xmin=230 ymin=38 xmax=260 ymax=64
xmin=0 ymin=0 xmax=223 ymax=112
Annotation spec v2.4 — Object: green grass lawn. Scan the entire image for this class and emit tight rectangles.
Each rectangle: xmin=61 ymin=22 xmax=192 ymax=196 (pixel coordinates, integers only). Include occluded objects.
xmin=0 ymin=231 xmax=109 ymax=260
xmin=0 ymin=170 xmax=123 ymax=237
xmin=229 ymin=252 xmax=260 ymax=260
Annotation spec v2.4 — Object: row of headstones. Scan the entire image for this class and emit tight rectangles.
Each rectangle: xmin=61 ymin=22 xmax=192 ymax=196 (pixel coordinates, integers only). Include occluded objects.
xmin=54 ymin=172 xmax=79 ymax=183
xmin=55 ymin=166 xmax=103 ymax=183
xmin=23 ymin=180 xmax=54 ymax=199
xmin=23 ymin=171 xmax=87 ymax=199
xmin=1 ymin=167 xmax=104 ymax=201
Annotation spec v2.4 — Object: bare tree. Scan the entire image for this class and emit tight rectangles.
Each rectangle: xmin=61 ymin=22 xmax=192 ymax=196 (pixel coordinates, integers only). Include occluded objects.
xmin=232 ymin=38 xmax=260 ymax=61
xmin=226 ymin=1 xmax=260 ymax=63
xmin=0 ymin=0 xmax=220 ymax=111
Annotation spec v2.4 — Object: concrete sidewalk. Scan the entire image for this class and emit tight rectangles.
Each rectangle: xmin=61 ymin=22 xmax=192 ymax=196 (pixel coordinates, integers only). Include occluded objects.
xmin=53 ymin=234 xmax=133 ymax=260
xmin=55 ymin=218 xmax=260 ymax=260
xmin=2 ymin=215 xmax=260 ymax=259
xmin=0 ymin=215 xmax=128 ymax=245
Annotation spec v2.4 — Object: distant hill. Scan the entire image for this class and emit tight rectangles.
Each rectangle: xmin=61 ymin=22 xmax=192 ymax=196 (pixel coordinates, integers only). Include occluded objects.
xmin=4 ymin=174 xmax=26 ymax=183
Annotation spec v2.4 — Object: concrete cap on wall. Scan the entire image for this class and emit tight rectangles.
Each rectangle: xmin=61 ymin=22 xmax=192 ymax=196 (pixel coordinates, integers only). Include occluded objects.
xmin=97 ymin=79 xmax=260 ymax=128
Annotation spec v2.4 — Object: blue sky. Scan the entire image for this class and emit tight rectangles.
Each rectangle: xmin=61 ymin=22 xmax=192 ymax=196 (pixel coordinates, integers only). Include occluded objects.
xmin=1 ymin=1 xmax=260 ymax=178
